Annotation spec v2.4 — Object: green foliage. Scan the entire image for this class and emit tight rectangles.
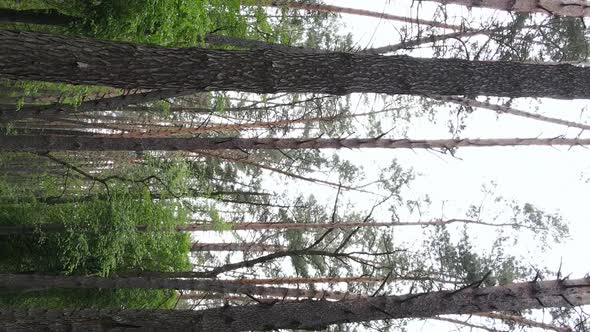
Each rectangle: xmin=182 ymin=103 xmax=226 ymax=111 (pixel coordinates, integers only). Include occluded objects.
xmin=208 ymin=204 xmax=231 ymax=231
xmin=1 ymin=0 xmax=249 ymax=46
xmin=0 ymin=79 xmax=113 ymax=110
xmin=0 ymin=187 xmax=190 ymax=309
xmin=0 ymin=193 xmax=190 ymax=274
xmin=72 ymin=0 xmax=211 ymax=45
xmin=0 ymin=288 xmax=178 ymax=309
xmin=424 ymin=227 xmax=530 ymax=287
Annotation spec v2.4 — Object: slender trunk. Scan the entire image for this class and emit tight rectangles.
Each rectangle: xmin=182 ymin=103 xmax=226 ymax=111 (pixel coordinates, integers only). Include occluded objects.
xmin=3 ymin=135 xmax=590 ymax=152
xmin=434 ymin=95 xmax=590 ymax=131
xmin=361 ymin=28 xmax=494 ymax=54
xmin=2 ymin=278 xmax=589 ymax=331
xmin=0 ymin=8 xmax=76 ymax=26
xmin=3 ymin=30 xmax=590 ymax=99
xmin=0 ymin=218 xmax=545 ymax=235
xmin=190 ymin=242 xmax=288 ymax=252
xmin=254 ymin=0 xmax=464 ymax=30
xmin=476 ymin=312 xmax=572 ymax=332
xmin=0 ymin=274 xmax=363 ymax=301
xmin=432 ymin=316 xmax=499 ymax=332
xmin=213 ymin=276 xmax=386 ymax=285
xmin=0 ymin=89 xmax=193 ymax=122
xmin=206 ymin=29 xmax=491 ymax=55
xmin=425 ymin=0 xmax=590 ymax=17
xmin=107 ymin=113 xmax=347 ymax=138
xmin=179 ymin=218 xmax=542 ymax=231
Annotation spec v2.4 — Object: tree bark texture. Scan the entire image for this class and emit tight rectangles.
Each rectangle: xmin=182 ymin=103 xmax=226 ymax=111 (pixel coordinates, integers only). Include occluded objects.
xmin=0 ymin=8 xmax=75 ymax=26
xmin=2 ymin=30 xmax=590 ymax=99
xmin=3 ymin=136 xmax=590 ymax=152
xmin=0 ymin=274 xmax=362 ymax=301
xmin=426 ymin=0 xmax=590 ymax=17
xmin=1 ymin=278 xmax=589 ymax=331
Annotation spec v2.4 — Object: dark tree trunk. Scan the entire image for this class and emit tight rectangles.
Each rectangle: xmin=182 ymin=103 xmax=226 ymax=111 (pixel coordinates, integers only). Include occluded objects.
xmin=2 ymin=30 xmax=590 ymax=99
xmin=0 ymin=8 xmax=76 ymax=26
xmin=1 ymin=278 xmax=589 ymax=331
xmin=2 ymin=136 xmax=590 ymax=152
xmin=190 ymin=242 xmax=288 ymax=252
xmin=0 ymin=89 xmax=194 ymax=122
xmin=0 ymin=273 xmax=359 ymax=301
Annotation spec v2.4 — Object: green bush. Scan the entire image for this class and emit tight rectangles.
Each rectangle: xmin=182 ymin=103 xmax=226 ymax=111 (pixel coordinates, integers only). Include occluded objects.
xmin=0 ymin=192 xmax=191 ymax=309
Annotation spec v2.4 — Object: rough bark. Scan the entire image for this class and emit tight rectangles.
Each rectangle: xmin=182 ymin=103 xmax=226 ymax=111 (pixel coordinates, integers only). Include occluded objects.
xmin=3 ymin=135 xmax=590 ymax=152
xmin=0 ymin=274 xmax=362 ymax=301
xmin=426 ymin=0 xmax=590 ymax=17
xmin=2 ymin=278 xmax=589 ymax=331
xmin=257 ymin=0 xmax=464 ymax=30
xmin=190 ymin=242 xmax=288 ymax=252
xmin=0 ymin=8 xmax=76 ymax=26
xmin=3 ymin=30 xmax=590 ymax=99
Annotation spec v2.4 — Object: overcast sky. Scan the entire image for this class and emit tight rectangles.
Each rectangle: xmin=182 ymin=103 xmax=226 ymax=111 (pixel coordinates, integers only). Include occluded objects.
xmin=317 ymin=1 xmax=590 ymax=330
xmin=324 ymin=0 xmax=590 ymax=277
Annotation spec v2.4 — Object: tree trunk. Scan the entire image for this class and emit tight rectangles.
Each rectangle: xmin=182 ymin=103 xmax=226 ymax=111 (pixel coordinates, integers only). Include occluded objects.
xmin=254 ymin=0 xmax=464 ymax=30
xmin=0 ymin=218 xmax=545 ymax=235
xmin=213 ymin=276 xmax=386 ymax=285
xmin=190 ymin=242 xmax=288 ymax=252
xmin=3 ymin=30 xmax=590 ymax=99
xmin=2 ymin=278 xmax=589 ymax=331
xmin=476 ymin=312 xmax=572 ymax=332
xmin=0 ymin=89 xmax=193 ymax=122
xmin=425 ymin=0 xmax=590 ymax=17
xmin=0 ymin=8 xmax=76 ymax=26
xmin=180 ymin=218 xmax=541 ymax=231
xmin=0 ymin=274 xmax=363 ymax=301
xmin=2 ymin=135 xmax=590 ymax=152
xmin=432 ymin=95 xmax=590 ymax=131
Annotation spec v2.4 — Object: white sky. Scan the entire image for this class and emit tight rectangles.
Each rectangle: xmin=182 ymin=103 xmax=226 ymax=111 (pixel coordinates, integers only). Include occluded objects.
xmin=325 ymin=0 xmax=590 ymax=330
xmin=325 ymin=0 xmax=590 ymax=276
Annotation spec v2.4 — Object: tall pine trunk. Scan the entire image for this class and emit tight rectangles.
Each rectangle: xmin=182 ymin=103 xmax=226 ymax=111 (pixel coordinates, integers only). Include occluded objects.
xmin=2 ymin=136 xmax=590 ymax=152
xmin=2 ymin=278 xmax=589 ymax=331
xmin=2 ymin=30 xmax=590 ymax=99
xmin=0 ymin=89 xmax=193 ymax=121
xmin=425 ymin=0 xmax=590 ymax=17
xmin=0 ymin=274 xmax=362 ymax=301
